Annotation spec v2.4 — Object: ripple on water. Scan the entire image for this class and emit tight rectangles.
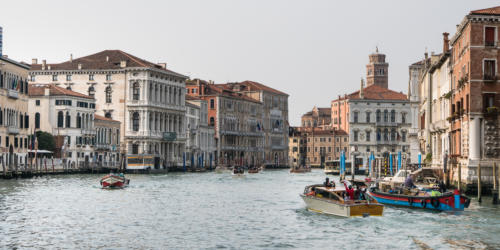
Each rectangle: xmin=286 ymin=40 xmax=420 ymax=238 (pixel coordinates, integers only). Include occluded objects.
xmin=0 ymin=171 xmax=499 ymax=249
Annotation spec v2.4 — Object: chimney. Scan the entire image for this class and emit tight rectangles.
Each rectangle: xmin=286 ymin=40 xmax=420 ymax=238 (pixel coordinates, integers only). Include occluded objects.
xmin=442 ymin=32 xmax=449 ymax=53
xmin=78 ymin=64 xmax=82 ymax=70
xmin=359 ymin=78 xmax=364 ymax=99
xmin=158 ymin=63 xmax=167 ymax=69
xmin=120 ymin=60 xmax=127 ymax=68
xmin=42 ymin=60 xmax=46 ymax=70
xmin=106 ymin=56 xmax=109 ymax=62
xmin=32 ymin=58 xmax=37 ymax=64
xmin=70 ymin=54 xmax=73 ymax=63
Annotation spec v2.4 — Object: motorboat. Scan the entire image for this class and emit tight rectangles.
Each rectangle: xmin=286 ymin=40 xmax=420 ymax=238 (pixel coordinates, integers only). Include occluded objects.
xmin=300 ymin=181 xmax=384 ymax=217
xmin=232 ymin=166 xmax=245 ymax=177
xmin=100 ymin=173 xmax=129 ymax=188
xmin=290 ymin=165 xmax=311 ymax=173
xmin=368 ymin=168 xmax=471 ymax=211
xmin=248 ymin=166 xmax=260 ymax=174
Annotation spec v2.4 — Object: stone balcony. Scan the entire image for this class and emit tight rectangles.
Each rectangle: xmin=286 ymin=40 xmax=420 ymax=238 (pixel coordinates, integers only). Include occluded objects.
xmin=7 ymin=89 xmax=19 ymax=99
xmin=7 ymin=126 xmax=19 ymax=134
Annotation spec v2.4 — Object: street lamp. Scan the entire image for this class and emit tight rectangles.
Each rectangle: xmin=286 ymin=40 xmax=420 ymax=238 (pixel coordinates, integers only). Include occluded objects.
xmin=350 ymin=146 xmax=359 ymax=181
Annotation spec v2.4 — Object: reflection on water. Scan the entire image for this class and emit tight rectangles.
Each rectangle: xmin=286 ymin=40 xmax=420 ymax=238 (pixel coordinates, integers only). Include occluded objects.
xmin=0 ymin=170 xmax=499 ymax=249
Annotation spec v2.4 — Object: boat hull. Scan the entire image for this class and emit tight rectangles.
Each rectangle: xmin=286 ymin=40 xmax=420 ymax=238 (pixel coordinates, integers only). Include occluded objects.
xmin=290 ymin=169 xmax=311 ymax=173
xmin=300 ymin=195 xmax=384 ymax=217
xmin=368 ymin=190 xmax=470 ymax=211
xmin=101 ymin=175 xmax=129 ymax=188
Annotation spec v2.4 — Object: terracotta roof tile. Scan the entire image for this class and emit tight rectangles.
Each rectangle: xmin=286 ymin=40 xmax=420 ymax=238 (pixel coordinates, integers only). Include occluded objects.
xmin=334 ymin=85 xmax=407 ymax=102
xmin=30 ymin=50 xmax=186 ymax=78
xmin=94 ymin=114 xmax=120 ymax=123
xmin=29 ymin=84 xmax=94 ymax=99
xmin=470 ymin=6 xmax=500 ymax=15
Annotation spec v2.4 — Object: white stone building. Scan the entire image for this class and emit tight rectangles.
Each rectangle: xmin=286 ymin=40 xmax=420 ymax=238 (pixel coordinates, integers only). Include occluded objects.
xmin=28 ymin=84 xmax=96 ymax=167
xmin=185 ymin=96 xmax=216 ymax=168
xmin=408 ymin=60 xmax=424 ymax=164
xmin=29 ymin=50 xmax=188 ymax=170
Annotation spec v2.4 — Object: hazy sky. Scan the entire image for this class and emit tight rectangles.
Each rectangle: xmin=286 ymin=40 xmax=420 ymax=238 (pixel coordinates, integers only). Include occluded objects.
xmin=0 ymin=0 xmax=494 ymax=125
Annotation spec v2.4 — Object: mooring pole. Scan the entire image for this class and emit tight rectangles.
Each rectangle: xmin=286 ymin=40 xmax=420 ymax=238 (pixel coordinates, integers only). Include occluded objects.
xmin=493 ymin=162 xmax=498 ymax=205
xmin=458 ymin=163 xmax=462 ymax=192
xmin=477 ymin=164 xmax=482 ymax=203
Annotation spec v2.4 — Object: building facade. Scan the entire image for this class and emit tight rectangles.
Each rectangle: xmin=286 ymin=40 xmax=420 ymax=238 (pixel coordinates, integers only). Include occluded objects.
xmin=301 ymin=106 xmax=331 ymax=128
xmin=29 ymin=84 xmax=96 ymax=167
xmin=94 ymin=114 xmax=121 ymax=169
xmin=29 ymin=50 xmax=188 ymax=169
xmin=0 ymin=55 xmax=30 ymax=168
xmin=408 ymin=60 xmax=425 ymax=164
xmin=186 ymin=96 xmax=216 ymax=168
xmin=448 ymin=7 xmax=500 ymax=186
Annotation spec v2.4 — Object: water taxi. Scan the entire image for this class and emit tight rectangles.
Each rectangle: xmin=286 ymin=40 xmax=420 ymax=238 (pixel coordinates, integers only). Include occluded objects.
xmin=324 ymin=160 xmax=340 ymax=175
xmin=232 ymin=166 xmax=245 ymax=177
xmin=300 ymin=181 xmax=384 ymax=217
xmin=100 ymin=173 xmax=130 ymax=189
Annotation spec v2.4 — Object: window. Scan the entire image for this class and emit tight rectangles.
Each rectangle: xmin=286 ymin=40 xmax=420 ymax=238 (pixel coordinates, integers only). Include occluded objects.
xmin=88 ymin=86 xmax=95 ymax=98
xmin=76 ymin=113 xmax=82 ymax=128
xmin=65 ymin=112 xmax=71 ymax=128
xmin=401 ymin=113 xmax=406 ymax=124
xmin=105 ymin=86 xmax=112 ymax=103
xmin=353 ymin=111 xmax=358 ymax=123
xmin=484 ymin=60 xmax=496 ymax=80
xmin=52 ymin=75 xmax=58 ymax=81
xmin=106 ymin=74 xmax=112 ymax=81
xmin=132 ymin=144 xmax=139 ymax=154
xmin=132 ymin=112 xmax=140 ymax=131
xmin=30 ymin=75 xmax=35 ymax=82
xmin=377 ymin=129 xmax=381 ymax=141
xmin=384 ymin=110 xmax=388 ymax=122
xmin=485 ymin=27 xmax=495 ymax=46
xmin=133 ymin=82 xmax=140 ymax=100
xmin=105 ymin=112 xmax=112 ymax=119
xmin=35 ymin=113 xmax=40 ymax=129
xmin=353 ymin=131 xmax=358 ymax=142
xmin=89 ymin=74 xmax=95 ymax=81
xmin=35 ymin=100 xmax=40 ymax=106
xmin=402 ymin=131 xmax=407 ymax=142
xmin=391 ymin=110 xmax=395 ymax=122
xmin=66 ymin=75 xmax=72 ymax=81
xmin=209 ymin=117 xmax=215 ymax=126
xmin=57 ymin=111 xmax=64 ymax=128
xmin=366 ymin=131 xmax=371 ymax=142
xmin=210 ymin=99 xmax=215 ymax=109
xmin=391 ymin=129 xmax=396 ymax=141
xmin=366 ymin=112 xmax=371 ymax=123
xmin=383 ymin=129 xmax=388 ymax=141
xmin=376 ymin=110 xmax=381 ymax=122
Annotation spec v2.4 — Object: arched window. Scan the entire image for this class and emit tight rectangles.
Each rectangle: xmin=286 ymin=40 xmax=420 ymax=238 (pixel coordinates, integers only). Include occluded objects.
xmin=376 ymin=110 xmax=381 ymax=122
xmin=133 ymin=82 xmax=140 ymax=100
xmin=105 ymin=112 xmax=112 ymax=119
xmin=366 ymin=111 xmax=371 ymax=123
xmin=105 ymin=86 xmax=112 ymax=103
xmin=383 ymin=110 xmax=388 ymax=122
xmin=383 ymin=128 xmax=388 ymax=141
xmin=35 ymin=112 xmax=40 ymax=129
xmin=20 ymin=113 xmax=23 ymax=128
xmin=149 ymin=83 xmax=153 ymax=100
xmin=149 ymin=113 xmax=154 ymax=130
xmin=76 ymin=113 xmax=81 ymax=128
xmin=57 ymin=111 xmax=64 ymax=128
xmin=209 ymin=117 xmax=215 ymax=126
xmin=376 ymin=129 xmax=381 ymax=141
xmin=88 ymin=86 xmax=95 ymax=98
xmin=65 ymin=112 xmax=71 ymax=128
xmin=353 ymin=111 xmax=359 ymax=123
xmin=132 ymin=112 xmax=140 ymax=131
xmin=390 ymin=110 xmax=395 ymax=122
xmin=401 ymin=113 xmax=406 ymax=124
xmin=391 ymin=129 xmax=396 ymax=141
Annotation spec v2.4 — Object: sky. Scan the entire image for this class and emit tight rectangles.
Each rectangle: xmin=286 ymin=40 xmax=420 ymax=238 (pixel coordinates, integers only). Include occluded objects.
xmin=0 ymin=0 xmax=494 ymax=125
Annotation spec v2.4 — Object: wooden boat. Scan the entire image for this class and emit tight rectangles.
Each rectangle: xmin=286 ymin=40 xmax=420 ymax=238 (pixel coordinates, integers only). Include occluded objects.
xmin=232 ymin=167 xmax=245 ymax=177
xmin=300 ymin=183 xmax=384 ymax=217
xmin=368 ymin=168 xmax=471 ymax=211
xmin=290 ymin=165 xmax=311 ymax=173
xmin=248 ymin=167 xmax=260 ymax=174
xmin=100 ymin=173 xmax=129 ymax=188
xmin=368 ymin=189 xmax=470 ymax=211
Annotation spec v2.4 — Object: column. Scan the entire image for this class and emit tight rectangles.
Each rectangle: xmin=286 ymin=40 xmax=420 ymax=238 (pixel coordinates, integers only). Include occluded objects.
xmin=469 ymin=115 xmax=481 ymax=160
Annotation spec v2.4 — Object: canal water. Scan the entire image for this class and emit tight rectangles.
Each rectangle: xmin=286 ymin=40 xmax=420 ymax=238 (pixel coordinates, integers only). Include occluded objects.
xmin=0 ymin=169 xmax=499 ymax=249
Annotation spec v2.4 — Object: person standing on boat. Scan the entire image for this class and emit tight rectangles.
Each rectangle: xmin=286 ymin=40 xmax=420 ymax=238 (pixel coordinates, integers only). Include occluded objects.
xmin=342 ymin=180 xmax=354 ymax=200
xmin=404 ymin=174 xmax=416 ymax=189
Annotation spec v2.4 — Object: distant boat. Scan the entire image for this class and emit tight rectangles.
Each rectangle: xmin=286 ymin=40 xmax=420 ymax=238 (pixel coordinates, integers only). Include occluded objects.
xmin=100 ymin=173 xmax=129 ymax=188
xmin=290 ymin=165 xmax=311 ymax=173
xmin=301 ymin=181 xmax=384 ymax=217
xmin=232 ymin=167 xmax=245 ymax=177
xmin=248 ymin=167 xmax=260 ymax=174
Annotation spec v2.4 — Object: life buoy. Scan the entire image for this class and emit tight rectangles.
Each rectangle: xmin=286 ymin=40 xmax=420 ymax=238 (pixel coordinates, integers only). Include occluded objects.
xmin=421 ymin=199 xmax=426 ymax=208
xmin=464 ymin=198 xmax=471 ymax=208
xmin=431 ymin=197 xmax=439 ymax=208
xmin=408 ymin=197 xmax=414 ymax=206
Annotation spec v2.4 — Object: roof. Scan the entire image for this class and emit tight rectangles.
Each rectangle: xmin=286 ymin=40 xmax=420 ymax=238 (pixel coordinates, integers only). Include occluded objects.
xmin=334 ymin=85 xmax=407 ymax=102
xmin=205 ymin=83 xmax=261 ymax=103
xmin=302 ymin=107 xmax=331 ymax=117
xmin=30 ymin=50 xmax=186 ymax=78
xmin=29 ymin=84 xmax=94 ymax=99
xmin=470 ymin=6 xmax=500 ymax=15
xmin=224 ymin=80 xmax=288 ymax=96
xmin=94 ymin=114 xmax=119 ymax=123
xmin=0 ymin=56 xmax=31 ymax=69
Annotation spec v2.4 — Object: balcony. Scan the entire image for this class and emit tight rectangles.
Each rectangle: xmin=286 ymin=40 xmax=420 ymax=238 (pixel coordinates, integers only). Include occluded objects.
xmin=7 ymin=89 xmax=19 ymax=99
xmin=485 ymin=41 xmax=497 ymax=47
xmin=483 ymin=74 xmax=497 ymax=82
xmin=7 ymin=126 xmax=19 ymax=134
xmin=375 ymin=121 xmax=398 ymax=127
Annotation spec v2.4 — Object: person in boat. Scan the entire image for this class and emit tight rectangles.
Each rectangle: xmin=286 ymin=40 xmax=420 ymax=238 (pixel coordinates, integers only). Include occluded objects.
xmin=330 ymin=180 xmax=336 ymax=188
xmin=306 ymin=187 xmax=316 ymax=196
xmin=342 ymin=180 xmax=354 ymax=200
xmin=438 ymin=180 xmax=446 ymax=193
xmin=324 ymin=177 xmax=331 ymax=187
xmin=404 ymin=174 xmax=416 ymax=189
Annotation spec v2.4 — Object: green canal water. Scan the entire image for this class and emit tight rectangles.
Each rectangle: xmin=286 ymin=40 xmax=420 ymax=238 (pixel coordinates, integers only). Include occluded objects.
xmin=0 ymin=169 xmax=499 ymax=249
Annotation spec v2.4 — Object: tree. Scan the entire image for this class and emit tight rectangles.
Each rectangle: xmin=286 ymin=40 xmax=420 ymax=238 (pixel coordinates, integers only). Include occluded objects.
xmin=36 ymin=131 xmax=55 ymax=152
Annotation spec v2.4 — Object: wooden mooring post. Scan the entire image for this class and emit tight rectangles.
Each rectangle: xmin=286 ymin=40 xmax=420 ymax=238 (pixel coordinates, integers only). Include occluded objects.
xmin=458 ymin=164 xmax=462 ymax=192
xmin=493 ymin=162 xmax=498 ymax=205
xmin=477 ymin=164 xmax=482 ymax=203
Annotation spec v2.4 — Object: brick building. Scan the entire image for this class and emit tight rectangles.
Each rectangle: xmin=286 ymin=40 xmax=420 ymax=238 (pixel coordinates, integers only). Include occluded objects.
xmin=301 ymin=106 xmax=331 ymax=128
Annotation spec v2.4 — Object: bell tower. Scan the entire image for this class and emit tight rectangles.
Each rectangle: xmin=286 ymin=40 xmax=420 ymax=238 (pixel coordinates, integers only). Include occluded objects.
xmin=366 ymin=47 xmax=389 ymax=88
